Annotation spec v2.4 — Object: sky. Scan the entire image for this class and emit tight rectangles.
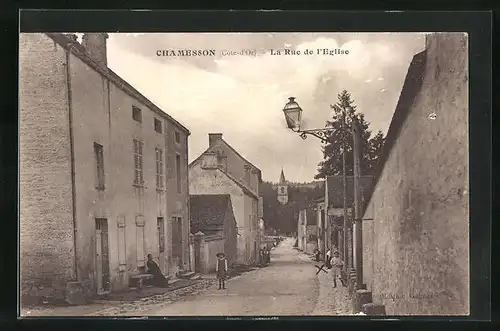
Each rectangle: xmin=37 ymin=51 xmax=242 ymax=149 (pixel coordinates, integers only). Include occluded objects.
xmin=97 ymin=32 xmax=425 ymax=183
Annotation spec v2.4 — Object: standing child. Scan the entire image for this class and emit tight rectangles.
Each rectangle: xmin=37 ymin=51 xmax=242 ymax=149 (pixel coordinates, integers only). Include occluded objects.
xmin=330 ymin=251 xmax=346 ymax=288
xmin=216 ymin=252 xmax=228 ymax=290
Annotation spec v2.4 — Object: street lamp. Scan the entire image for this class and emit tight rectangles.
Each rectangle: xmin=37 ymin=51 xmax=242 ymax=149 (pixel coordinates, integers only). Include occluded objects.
xmin=282 ymin=97 xmax=336 ymax=142
xmin=282 ymin=97 xmax=364 ymax=290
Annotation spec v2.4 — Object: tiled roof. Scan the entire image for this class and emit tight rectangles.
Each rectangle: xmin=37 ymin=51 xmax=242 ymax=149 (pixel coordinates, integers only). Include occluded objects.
xmin=362 ymin=49 xmax=427 ymax=214
xmin=189 ymin=194 xmax=233 ymax=234
xmin=326 ymin=175 xmax=373 ymax=208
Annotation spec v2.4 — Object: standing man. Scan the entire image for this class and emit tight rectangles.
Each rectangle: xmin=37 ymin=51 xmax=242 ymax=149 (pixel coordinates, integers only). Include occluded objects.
xmin=216 ymin=252 xmax=228 ymax=290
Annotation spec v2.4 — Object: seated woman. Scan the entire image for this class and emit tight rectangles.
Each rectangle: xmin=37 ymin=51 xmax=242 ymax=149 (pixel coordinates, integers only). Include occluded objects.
xmin=146 ymin=254 xmax=169 ymax=287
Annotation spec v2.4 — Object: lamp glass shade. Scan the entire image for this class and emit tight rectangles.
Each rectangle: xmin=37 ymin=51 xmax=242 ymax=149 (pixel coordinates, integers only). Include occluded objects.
xmin=283 ymin=97 xmax=302 ymax=130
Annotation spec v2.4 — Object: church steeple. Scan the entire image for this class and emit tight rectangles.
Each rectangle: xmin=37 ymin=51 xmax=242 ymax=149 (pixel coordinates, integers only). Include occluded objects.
xmin=277 ymin=168 xmax=288 ymax=205
xmin=279 ymin=168 xmax=286 ymax=185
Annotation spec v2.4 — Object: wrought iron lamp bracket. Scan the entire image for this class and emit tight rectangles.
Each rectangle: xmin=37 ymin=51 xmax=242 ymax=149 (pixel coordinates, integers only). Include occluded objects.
xmin=297 ymin=128 xmax=333 ymax=143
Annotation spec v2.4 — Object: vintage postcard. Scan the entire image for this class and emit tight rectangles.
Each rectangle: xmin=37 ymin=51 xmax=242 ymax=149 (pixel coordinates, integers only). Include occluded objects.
xmin=19 ymin=31 xmax=469 ymax=317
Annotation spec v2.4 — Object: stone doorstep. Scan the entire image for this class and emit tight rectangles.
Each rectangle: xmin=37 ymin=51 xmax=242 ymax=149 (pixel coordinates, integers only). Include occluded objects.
xmin=90 ymin=278 xmax=207 ymax=305
xmin=177 ymin=271 xmax=195 ymax=279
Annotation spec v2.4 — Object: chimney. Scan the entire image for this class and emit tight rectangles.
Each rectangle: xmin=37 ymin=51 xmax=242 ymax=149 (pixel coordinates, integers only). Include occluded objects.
xmin=82 ymin=33 xmax=109 ymax=69
xmin=65 ymin=33 xmax=85 ymax=53
xmin=208 ymin=133 xmax=223 ymax=147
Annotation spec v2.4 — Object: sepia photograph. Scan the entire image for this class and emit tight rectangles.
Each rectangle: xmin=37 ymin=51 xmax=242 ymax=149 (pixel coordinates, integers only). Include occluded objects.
xmin=19 ymin=28 xmax=471 ymax=318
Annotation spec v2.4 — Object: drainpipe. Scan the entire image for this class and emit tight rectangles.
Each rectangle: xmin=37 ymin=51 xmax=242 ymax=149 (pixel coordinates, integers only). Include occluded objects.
xmin=65 ymin=43 xmax=79 ymax=281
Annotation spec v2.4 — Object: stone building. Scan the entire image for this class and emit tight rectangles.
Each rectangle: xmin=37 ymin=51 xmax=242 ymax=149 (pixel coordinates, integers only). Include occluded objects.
xmin=324 ymin=175 xmax=372 ymax=264
xmin=19 ymin=33 xmax=191 ymax=304
xmin=189 ymin=133 xmax=262 ymax=265
xmin=361 ymin=33 xmax=469 ymax=315
xmin=297 ymin=208 xmax=317 ymax=254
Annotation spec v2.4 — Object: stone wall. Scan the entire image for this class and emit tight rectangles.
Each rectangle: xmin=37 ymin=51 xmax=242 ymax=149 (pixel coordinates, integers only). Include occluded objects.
xmin=362 ymin=33 xmax=469 ymax=315
xmin=204 ymin=235 xmax=226 ymax=273
xmin=19 ymin=33 xmax=76 ymax=304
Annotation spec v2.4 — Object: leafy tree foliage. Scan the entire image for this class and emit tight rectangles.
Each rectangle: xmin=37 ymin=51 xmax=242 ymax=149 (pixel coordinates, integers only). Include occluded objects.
xmin=315 ymin=90 xmax=386 ymax=179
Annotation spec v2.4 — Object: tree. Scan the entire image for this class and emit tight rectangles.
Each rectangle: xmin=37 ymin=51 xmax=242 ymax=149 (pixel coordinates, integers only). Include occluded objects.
xmin=314 ymin=90 xmax=386 ymax=179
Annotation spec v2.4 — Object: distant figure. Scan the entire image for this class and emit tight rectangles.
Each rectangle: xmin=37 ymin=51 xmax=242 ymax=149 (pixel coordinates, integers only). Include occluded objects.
xmin=325 ymin=248 xmax=332 ymax=269
xmin=314 ymin=249 xmax=321 ymax=262
xmin=330 ymin=251 xmax=346 ymax=288
xmin=216 ymin=252 xmax=228 ymax=290
xmin=146 ymin=254 xmax=169 ymax=287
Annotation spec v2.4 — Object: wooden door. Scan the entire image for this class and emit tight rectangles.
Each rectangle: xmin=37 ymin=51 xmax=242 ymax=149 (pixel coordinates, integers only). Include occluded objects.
xmin=253 ymin=241 xmax=257 ymax=262
xmin=171 ymin=217 xmax=182 ymax=267
xmin=157 ymin=217 xmax=166 ymax=273
xmin=95 ymin=218 xmax=110 ymax=293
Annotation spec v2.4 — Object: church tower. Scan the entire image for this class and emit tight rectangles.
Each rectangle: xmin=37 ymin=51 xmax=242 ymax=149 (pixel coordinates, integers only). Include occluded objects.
xmin=277 ymin=169 xmax=289 ymax=205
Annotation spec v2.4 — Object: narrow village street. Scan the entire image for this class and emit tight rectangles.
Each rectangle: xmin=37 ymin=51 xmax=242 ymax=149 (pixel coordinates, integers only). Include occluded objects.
xmin=136 ymin=238 xmax=350 ymax=316
xmin=142 ymin=238 xmax=317 ymax=316
xmin=23 ymin=238 xmax=351 ymax=317
xmin=19 ymin=30 xmax=474 ymax=318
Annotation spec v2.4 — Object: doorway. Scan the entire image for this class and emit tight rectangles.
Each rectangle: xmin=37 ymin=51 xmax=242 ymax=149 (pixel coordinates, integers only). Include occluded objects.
xmin=95 ymin=218 xmax=110 ymax=293
xmin=157 ymin=217 xmax=166 ymax=274
xmin=171 ymin=216 xmax=183 ymax=268
xmin=254 ymin=241 xmax=257 ymax=263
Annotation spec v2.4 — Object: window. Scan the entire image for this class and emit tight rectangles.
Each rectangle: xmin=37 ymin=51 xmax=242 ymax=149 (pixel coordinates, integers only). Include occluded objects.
xmin=280 ymin=187 xmax=285 ymax=194
xmin=174 ymin=131 xmax=180 ymax=144
xmin=217 ymin=155 xmax=224 ymax=168
xmin=154 ymin=118 xmax=162 ymax=133
xmin=133 ymin=139 xmax=144 ymax=186
xmin=136 ymin=220 xmax=145 ymax=266
xmin=155 ymin=148 xmax=164 ymax=190
xmin=132 ymin=105 xmax=142 ymax=123
xmin=94 ymin=143 xmax=105 ymax=190
xmin=157 ymin=218 xmax=165 ymax=253
xmin=176 ymin=154 xmax=181 ymax=193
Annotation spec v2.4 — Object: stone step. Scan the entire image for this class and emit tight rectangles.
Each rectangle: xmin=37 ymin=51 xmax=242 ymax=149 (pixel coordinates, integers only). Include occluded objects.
xmin=189 ymin=273 xmax=202 ymax=280
xmin=177 ymin=271 xmax=195 ymax=279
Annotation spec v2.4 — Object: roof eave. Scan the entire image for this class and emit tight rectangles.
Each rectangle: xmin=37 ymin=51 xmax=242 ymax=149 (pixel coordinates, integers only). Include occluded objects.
xmin=45 ymin=33 xmax=191 ymax=135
